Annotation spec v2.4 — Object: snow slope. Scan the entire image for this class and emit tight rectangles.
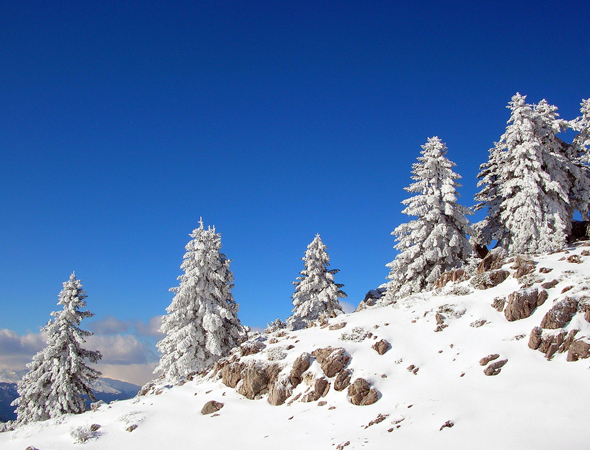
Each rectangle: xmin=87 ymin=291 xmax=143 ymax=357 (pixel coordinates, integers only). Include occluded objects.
xmin=2 ymin=245 xmax=590 ymax=449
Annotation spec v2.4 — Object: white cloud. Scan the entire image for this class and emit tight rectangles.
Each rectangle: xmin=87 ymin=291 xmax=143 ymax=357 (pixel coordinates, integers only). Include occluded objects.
xmin=135 ymin=315 xmax=164 ymax=338
xmin=88 ymin=316 xmax=131 ymax=335
xmin=87 ymin=334 xmax=152 ymax=366
xmin=340 ymin=300 xmax=356 ymax=314
xmin=0 ymin=329 xmax=46 ymax=369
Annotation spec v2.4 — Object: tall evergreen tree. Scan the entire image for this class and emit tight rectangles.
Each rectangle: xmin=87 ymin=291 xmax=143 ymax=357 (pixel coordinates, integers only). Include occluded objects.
xmin=384 ymin=137 xmax=472 ymax=302
xmin=287 ymin=234 xmax=346 ymax=330
xmin=155 ymin=220 xmax=244 ymax=381
xmin=570 ymin=98 xmax=590 ymax=219
xmin=476 ymin=93 xmax=583 ymax=254
xmin=12 ymin=273 xmax=101 ymax=425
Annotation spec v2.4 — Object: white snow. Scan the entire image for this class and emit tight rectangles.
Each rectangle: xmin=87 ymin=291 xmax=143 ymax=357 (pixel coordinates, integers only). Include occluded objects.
xmin=3 ymin=245 xmax=590 ymax=449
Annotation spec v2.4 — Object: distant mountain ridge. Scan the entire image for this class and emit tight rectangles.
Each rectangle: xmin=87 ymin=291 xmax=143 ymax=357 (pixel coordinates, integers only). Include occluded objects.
xmin=0 ymin=370 xmax=140 ymax=423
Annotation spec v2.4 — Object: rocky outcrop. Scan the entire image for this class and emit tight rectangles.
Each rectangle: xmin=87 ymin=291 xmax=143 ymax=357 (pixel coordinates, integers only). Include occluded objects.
xmin=483 ymin=359 xmax=507 ymax=376
xmin=334 ymin=369 xmax=352 ymax=391
xmin=201 ymin=400 xmax=224 ymax=415
xmin=567 ymin=339 xmax=590 ymax=361
xmin=504 ymin=288 xmax=548 ymax=321
xmin=435 ymin=268 xmax=467 ymax=288
xmin=289 ymin=352 xmax=311 ymax=387
xmin=302 ymin=377 xmax=330 ymax=402
xmin=311 ymin=347 xmax=351 ymax=378
xmin=529 ymin=327 xmax=580 ymax=359
xmin=477 ymin=248 xmax=506 ymax=273
xmin=347 ymin=378 xmax=379 ymax=406
xmin=540 ymin=297 xmax=579 ymax=329
xmin=372 ymin=339 xmax=390 ymax=355
xmin=528 ymin=326 xmax=543 ymax=350
xmin=511 ymin=255 xmax=536 ymax=278
xmin=471 ymin=270 xmax=510 ymax=290
xmin=491 ymin=297 xmax=506 ymax=312
xmin=240 ymin=340 xmax=266 ymax=356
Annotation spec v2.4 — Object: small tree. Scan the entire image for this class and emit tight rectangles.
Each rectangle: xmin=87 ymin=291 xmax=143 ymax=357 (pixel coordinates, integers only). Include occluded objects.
xmin=12 ymin=273 xmax=102 ymax=425
xmin=384 ymin=137 xmax=472 ymax=302
xmin=287 ymin=234 xmax=346 ymax=330
xmin=155 ymin=220 xmax=244 ymax=381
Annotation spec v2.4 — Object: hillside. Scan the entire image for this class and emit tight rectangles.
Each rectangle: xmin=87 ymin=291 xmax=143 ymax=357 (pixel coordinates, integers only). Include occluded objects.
xmin=2 ymin=244 xmax=590 ymax=449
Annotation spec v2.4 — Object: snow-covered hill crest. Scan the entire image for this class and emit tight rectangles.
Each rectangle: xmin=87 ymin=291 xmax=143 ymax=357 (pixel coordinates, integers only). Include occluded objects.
xmin=3 ymin=244 xmax=590 ymax=449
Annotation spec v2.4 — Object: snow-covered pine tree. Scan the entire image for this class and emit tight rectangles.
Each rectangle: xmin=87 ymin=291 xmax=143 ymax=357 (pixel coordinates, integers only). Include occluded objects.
xmin=155 ymin=219 xmax=244 ymax=381
xmin=12 ymin=273 xmax=102 ymax=425
xmin=570 ymin=98 xmax=590 ymax=219
xmin=286 ymin=234 xmax=346 ymax=330
xmin=492 ymin=94 xmax=578 ymax=254
xmin=384 ymin=137 xmax=472 ymax=302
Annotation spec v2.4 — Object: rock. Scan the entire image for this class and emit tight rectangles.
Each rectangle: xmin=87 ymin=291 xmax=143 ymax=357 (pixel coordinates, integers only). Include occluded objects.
xmin=560 ymin=329 xmax=580 ymax=353
xmin=473 ymin=243 xmax=489 ymax=259
xmin=302 ymin=377 xmax=330 ymax=402
xmin=289 ymin=352 xmax=311 ymax=387
xmin=357 ymin=288 xmax=387 ymax=311
xmin=528 ymin=326 xmax=543 ymax=350
xmin=511 ymin=255 xmax=536 ymax=278
xmin=504 ymin=288 xmax=548 ymax=321
xmin=436 ymin=312 xmax=445 ymax=325
xmin=491 ymin=297 xmax=506 ymax=312
xmin=439 ymin=420 xmax=454 ymax=431
xmin=538 ymin=333 xmax=554 ymax=354
xmin=539 ymin=267 xmax=553 ymax=274
xmin=471 ymin=270 xmax=510 ymax=290
xmin=347 ymin=378 xmax=379 ymax=406
xmin=567 ymin=339 xmax=590 ymax=361
xmin=311 ymin=347 xmax=351 ymax=378
xmin=240 ymin=340 xmax=266 ymax=356
xmin=201 ymin=400 xmax=224 ymax=415
xmin=329 ymin=322 xmax=347 ymax=330
xmin=221 ymin=361 xmax=244 ymax=388
xmin=477 ymin=248 xmax=506 ymax=273
xmin=484 ymin=359 xmax=507 ymax=376
xmin=541 ymin=280 xmax=558 ymax=289
xmin=126 ymin=424 xmax=138 ymax=432
xmin=435 ymin=268 xmax=467 ymax=288
xmin=540 ymin=297 xmax=579 ymax=329
xmin=236 ymin=361 xmax=281 ymax=400
xmin=479 ymin=354 xmax=500 ymax=366
xmin=268 ymin=377 xmax=293 ymax=406
xmin=372 ymin=339 xmax=390 ymax=355
xmin=567 ymin=254 xmax=582 ymax=264
xmin=561 ymin=285 xmax=574 ymax=294
xmin=334 ymin=369 xmax=352 ymax=391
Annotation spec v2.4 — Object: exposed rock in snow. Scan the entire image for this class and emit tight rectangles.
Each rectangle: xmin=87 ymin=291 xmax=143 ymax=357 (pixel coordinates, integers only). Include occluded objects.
xmin=201 ymin=400 xmax=224 ymax=415
xmin=504 ymin=288 xmax=548 ymax=321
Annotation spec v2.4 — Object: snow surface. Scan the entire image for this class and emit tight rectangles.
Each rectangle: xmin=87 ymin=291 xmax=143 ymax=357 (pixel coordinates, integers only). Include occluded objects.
xmin=3 ymin=245 xmax=590 ymax=449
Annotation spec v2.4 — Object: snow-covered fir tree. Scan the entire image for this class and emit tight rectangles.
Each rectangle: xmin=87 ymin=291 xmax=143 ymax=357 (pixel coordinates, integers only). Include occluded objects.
xmin=475 ymin=93 xmax=587 ymax=254
xmin=155 ymin=220 xmax=244 ymax=381
xmin=570 ymin=98 xmax=590 ymax=218
xmin=384 ymin=137 xmax=472 ymax=302
xmin=287 ymin=234 xmax=346 ymax=330
xmin=12 ymin=273 xmax=102 ymax=425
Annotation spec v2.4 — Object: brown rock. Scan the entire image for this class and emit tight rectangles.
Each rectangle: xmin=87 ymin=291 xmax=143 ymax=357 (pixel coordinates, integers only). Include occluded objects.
xmin=236 ymin=362 xmax=280 ymax=399
xmin=477 ymin=249 xmax=506 ymax=273
xmin=484 ymin=359 xmax=507 ymax=376
xmin=567 ymin=254 xmax=582 ymax=264
xmin=240 ymin=340 xmax=266 ymax=356
xmin=491 ymin=297 xmax=506 ymax=312
xmin=268 ymin=379 xmax=293 ymax=406
xmin=471 ymin=270 xmax=510 ymax=290
xmin=372 ymin=339 xmax=390 ymax=355
xmin=311 ymin=347 xmax=351 ymax=378
xmin=301 ymin=377 xmax=330 ymax=402
xmin=479 ymin=354 xmax=500 ymax=366
xmin=436 ymin=312 xmax=446 ymax=325
xmin=539 ymin=267 xmax=553 ymax=274
xmin=567 ymin=339 xmax=590 ymax=361
xmin=334 ymin=369 xmax=352 ymax=391
xmin=221 ymin=361 xmax=244 ymax=388
xmin=540 ymin=297 xmax=579 ymax=329
xmin=561 ymin=285 xmax=574 ymax=294
xmin=528 ymin=326 xmax=543 ymax=350
xmin=289 ymin=352 xmax=311 ymax=387
xmin=559 ymin=329 xmax=580 ymax=353
xmin=511 ymin=255 xmax=536 ymax=278
xmin=435 ymin=268 xmax=467 ymax=288
xmin=347 ymin=378 xmax=379 ymax=406
xmin=541 ymin=280 xmax=558 ymax=289
xmin=126 ymin=424 xmax=138 ymax=432
xmin=329 ymin=322 xmax=347 ymax=330
xmin=504 ymin=288 xmax=548 ymax=321
xmin=538 ymin=334 xmax=554 ymax=354
xmin=201 ymin=400 xmax=224 ymax=415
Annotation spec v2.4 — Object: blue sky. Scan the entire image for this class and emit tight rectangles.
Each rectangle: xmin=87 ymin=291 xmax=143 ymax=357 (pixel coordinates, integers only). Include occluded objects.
xmin=1 ymin=0 xmax=589 ymax=383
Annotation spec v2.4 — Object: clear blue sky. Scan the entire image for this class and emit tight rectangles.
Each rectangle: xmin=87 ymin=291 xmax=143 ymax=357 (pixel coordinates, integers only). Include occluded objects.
xmin=1 ymin=0 xmax=589 ymax=381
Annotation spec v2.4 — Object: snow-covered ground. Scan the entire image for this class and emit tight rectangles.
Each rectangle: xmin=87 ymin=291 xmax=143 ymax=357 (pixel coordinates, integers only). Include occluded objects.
xmin=2 ymin=245 xmax=590 ymax=449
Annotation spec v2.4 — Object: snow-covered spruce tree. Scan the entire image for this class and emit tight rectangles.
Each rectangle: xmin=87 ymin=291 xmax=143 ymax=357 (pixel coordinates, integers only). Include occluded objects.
xmin=570 ymin=98 xmax=590 ymax=218
xmin=12 ymin=273 xmax=101 ymax=425
xmin=384 ymin=137 xmax=472 ymax=302
xmin=286 ymin=234 xmax=346 ymax=330
xmin=155 ymin=220 xmax=244 ymax=381
xmin=480 ymin=93 xmax=584 ymax=254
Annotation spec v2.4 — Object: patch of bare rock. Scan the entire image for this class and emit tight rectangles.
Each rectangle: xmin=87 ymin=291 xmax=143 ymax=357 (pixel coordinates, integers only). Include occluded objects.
xmin=504 ymin=288 xmax=548 ymax=321
xmin=347 ymin=378 xmax=379 ymax=406
xmin=201 ymin=400 xmax=224 ymax=415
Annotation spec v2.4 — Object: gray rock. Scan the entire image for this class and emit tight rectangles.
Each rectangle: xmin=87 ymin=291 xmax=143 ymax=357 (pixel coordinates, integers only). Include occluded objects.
xmin=334 ymin=369 xmax=352 ymax=391
xmin=311 ymin=347 xmax=351 ymax=378
xmin=289 ymin=352 xmax=311 ymax=387
xmin=201 ymin=400 xmax=224 ymax=415
xmin=567 ymin=339 xmax=590 ymax=361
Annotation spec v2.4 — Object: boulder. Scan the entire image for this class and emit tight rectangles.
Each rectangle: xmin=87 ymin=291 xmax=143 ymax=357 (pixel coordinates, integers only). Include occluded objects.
xmin=347 ymin=378 xmax=379 ymax=406
xmin=541 ymin=280 xmax=558 ymax=289
xmin=236 ymin=361 xmax=281 ymax=400
xmin=435 ymin=268 xmax=467 ymax=288
xmin=201 ymin=400 xmax=224 ymax=415
xmin=567 ymin=339 xmax=590 ymax=361
xmin=240 ymin=340 xmax=266 ymax=356
xmin=504 ymin=288 xmax=548 ymax=321
xmin=334 ymin=369 xmax=352 ymax=391
xmin=477 ymin=248 xmax=506 ymax=273
xmin=289 ymin=352 xmax=311 ymax=387
xmin=528 ymin=326 xmax=543 ymax=350
xmin=268 ymin=377 xmax=293 ymax=406
xmin=511 ymin=255 xmax=536 ymax=278
xmin=483 ymin=359 xmax=507 ymax=376
xmin=311 ymin=347 xmax=351 ymax=378
xmin=302 ymin=377 xmax=330 ymax=402
xmin=372 ymin=339 xmax=390 ymax=355
xmin=471 ymin=270 xmax=510 ymax=290
xmin=479 ymin=354 xmax=500 ymax=366
xmin=221 ymin=361 xmax=244 ymax=388
xmin=540 ymin=297 xmax=579 ymax=329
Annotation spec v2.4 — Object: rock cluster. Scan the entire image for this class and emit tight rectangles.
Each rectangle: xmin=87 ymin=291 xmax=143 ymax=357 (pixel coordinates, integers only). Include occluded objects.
xmin=504 ymin=288 xmax=548 ymax=321
xmin=347 ymin=378 xmax=379 ymax=406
